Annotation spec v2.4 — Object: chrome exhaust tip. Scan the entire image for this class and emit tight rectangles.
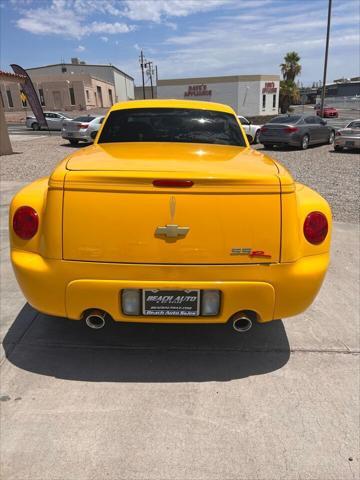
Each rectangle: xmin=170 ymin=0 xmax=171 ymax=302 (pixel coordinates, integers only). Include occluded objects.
xmin=84 ymin=309 xmax=107 ymax=329
xmin=232 ymin=314 xmax=253 ymax=333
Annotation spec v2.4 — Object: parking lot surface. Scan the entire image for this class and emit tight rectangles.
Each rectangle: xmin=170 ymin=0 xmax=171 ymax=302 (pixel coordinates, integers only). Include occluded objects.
xmin=1 ymin=134 xmax=359 ymax=479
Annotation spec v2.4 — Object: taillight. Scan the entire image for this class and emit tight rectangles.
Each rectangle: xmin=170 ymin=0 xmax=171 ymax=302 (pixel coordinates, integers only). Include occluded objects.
xmin=80 ymin=123 xmax=89 ymax=129
xmin=303 ymin=212 xmax=328 ymax=245
xmin=13 ymin=206 xmax=39 ymax=240
xmin=284 ymin=127 xmax=298 ymax=133
xmin=336 ymin=131 xmax=341 ymax=136
xmin=260 ymin=127 xmax=268 ymax=132
xmin=153 ymin=179 xmax=194 ymax=188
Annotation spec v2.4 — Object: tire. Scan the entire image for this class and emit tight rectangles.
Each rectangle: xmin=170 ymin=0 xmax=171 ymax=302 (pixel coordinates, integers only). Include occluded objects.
xmin=69 ymin=139 xmax=79 ymax=145
xmin=32 ymin=122 xmax=40 ymax=131
xmin=254 ymin=130 xmax=261 ymax=144
xmin=328 ymin=130 xmax=335 ymax=144
xmin=334 ymin=145 xmax=343 ymax=152
xmin=90 ymin=131 xmax=97 ymax=140
xmin=300 ymin=134 xmax=309 ymax=150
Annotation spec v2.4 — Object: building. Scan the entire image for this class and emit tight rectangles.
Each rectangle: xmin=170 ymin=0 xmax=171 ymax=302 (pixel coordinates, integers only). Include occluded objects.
xmin=0 ymin=58 xmax=134 ymax=112
xmin=0 ymin=73 xmax=116 ymax=112
xmin=157 ymin=75 xmax=280 ymax=116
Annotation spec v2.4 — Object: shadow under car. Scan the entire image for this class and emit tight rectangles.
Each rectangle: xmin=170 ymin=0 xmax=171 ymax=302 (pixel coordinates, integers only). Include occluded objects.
xmin=3 ymin=304 xmax=291 ymax=383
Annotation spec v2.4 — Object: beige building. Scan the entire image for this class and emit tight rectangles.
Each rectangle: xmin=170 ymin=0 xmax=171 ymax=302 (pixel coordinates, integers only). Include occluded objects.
xmin=0 ymin=58 xmax=134 ymax=112
xmin=1 ymin=73 xmax=115 ymax=112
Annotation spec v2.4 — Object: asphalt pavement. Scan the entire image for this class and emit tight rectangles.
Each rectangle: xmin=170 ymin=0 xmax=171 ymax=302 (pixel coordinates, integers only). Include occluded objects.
xmin=0 ymin=179 xmax=359 ymax=480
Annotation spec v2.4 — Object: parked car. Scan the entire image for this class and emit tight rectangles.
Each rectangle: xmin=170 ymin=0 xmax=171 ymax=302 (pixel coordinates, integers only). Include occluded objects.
xmin=62 ymin=115 xmax=105 ymax=145
xmin=9 ymin=100 xmax=331 ymax=332
xmin=334 ymin=119 xmax=360 ymax=151
xmin=259 ymin=114 xmax=335 ymax=150
xmin=237 ymin=115 xmax=262 ymax=144
xmin=26 ymin=112 xmax=72 ymax=131
xmin=316 ymin=106 xmax=338 ymax=118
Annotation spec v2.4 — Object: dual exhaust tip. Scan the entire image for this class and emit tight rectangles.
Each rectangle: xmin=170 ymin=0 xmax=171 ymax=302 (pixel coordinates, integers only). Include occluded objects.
xmin=84 ymin=309 xmax=107 ymax=329
xmin=232 ymin=313 xmax=253 ymax=333
xmin=84 ymin=309 xmax=254 ymax=333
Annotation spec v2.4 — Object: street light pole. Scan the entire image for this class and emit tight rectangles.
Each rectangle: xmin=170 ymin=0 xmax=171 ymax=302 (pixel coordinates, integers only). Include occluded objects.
xmin=320 ymin=0 xmax=332 ymax=117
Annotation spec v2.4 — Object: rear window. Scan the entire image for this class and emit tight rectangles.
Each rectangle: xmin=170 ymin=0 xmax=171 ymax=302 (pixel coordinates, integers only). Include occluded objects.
xmin=269 ymin=115 xmax=302 ymax=124
xmin=73 ymin=116 xmax=96 ymax=122
xmin=98 ymin=108 xmax=246 ymax=146
xmin=347 ymin=121 xmax=360 ymax=128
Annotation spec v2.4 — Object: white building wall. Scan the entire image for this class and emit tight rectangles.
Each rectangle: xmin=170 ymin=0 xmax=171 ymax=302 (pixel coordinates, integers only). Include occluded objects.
xmin=157 ymin=81 xmax=239 ymax=111
xmin=259 ymin=80 xmax=279 ymax=116
xmin=237 ymin=81 xmax=261 ymax=116
xmin=158 ymin=77 xmax=280 ymax=116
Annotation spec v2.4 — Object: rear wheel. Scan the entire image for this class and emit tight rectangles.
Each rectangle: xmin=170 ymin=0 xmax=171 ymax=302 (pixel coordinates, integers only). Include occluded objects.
xmin=69 ymin=139 xmax=79 ymax=145
xmin=300 ymin=134 xmax=309 ymax=150
xmin=328 ymin=130 xmax=335 ymax=144
xmin=334 ymin=145 xmax=343 ymax=152
xmin=31 ymin=122 xmax=40 ymax=131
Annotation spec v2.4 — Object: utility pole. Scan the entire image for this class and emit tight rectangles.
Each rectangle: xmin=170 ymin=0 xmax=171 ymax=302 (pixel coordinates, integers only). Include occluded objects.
xmin=320 ymin=0 xmax=332 ymax=117
xmin=145 ymin=61 xmax=154 ymax=98
xmin=139 ymin=50 xmax=146 ymax=99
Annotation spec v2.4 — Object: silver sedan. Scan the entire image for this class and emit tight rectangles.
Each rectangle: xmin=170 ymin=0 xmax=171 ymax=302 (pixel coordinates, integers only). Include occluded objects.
xmin=334 ymin=120 xmax=360 ymax=151
xmin=26 ymin=112 xmax=72 ymax=131
xmin=61 ymin=116 xmax=105 ymax=145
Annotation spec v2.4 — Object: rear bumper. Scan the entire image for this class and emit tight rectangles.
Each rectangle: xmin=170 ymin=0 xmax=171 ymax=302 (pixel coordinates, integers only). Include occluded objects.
xmin=62 ymin=132 xmax=91 ymax=142
xmin=11 ymin=250 xmax=329 ymax=323
xmin=259 ymin=135 xmax=301 ymax=146
xmin=334 ymin=137 xmax=360 ymax=148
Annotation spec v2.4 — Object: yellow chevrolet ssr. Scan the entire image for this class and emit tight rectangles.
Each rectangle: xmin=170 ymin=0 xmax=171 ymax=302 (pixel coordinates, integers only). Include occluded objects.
xmin=10 ymin=100 xmax=331 ymax=332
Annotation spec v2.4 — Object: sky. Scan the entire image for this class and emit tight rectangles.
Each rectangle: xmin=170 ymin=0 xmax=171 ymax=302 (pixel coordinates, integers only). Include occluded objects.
xmin=0 ymin=0 xmax=359 ymax=86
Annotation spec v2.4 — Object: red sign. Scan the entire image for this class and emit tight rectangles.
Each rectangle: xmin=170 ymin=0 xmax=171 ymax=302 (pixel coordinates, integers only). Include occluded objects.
xmin=262 ymin=82 xmax=277 ymax=94
xmin=184 ymin=84 xmax=212 ymax=97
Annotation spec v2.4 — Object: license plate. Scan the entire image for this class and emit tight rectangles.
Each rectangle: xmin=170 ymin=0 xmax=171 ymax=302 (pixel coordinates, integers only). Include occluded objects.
xmin=143 ymin=289 xmax=200 ymax=316
xmin=345 ymin=141 xmax=354 ymax=146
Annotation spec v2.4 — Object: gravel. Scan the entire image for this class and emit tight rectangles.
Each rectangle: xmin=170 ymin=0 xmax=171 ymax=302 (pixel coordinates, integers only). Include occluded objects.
xmin=1 ymin=136 xmax=359 ymax=223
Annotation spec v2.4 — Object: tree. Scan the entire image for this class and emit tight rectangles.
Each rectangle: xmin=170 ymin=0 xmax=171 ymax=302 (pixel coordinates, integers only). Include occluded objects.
xmin=280 ymin=51 xmax=302 ymax=82
xmin=279 ymin=80 xmax=300 ymax=114
xmin=279 ymin=52 xmax=302 ymax=113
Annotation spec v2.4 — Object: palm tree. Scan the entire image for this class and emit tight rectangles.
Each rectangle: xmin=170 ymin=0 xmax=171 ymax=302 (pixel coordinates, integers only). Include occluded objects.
xmin=280 ymin=51 xmax=302 ymax=82
xmin=279 ymin=52 xmax=302 ymax=112
xmin=279 ymin=80 xmax=300 ymax=113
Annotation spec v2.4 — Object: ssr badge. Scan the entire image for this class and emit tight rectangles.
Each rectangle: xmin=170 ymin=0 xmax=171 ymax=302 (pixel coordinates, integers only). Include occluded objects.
xmin=231 ymin=247 xmax=271 ymax=258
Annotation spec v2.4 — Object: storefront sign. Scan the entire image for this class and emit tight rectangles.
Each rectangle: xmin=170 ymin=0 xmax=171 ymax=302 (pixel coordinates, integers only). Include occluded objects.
xmin=184 ymin=84 xmax=212 ymax=97
xmin=262 ymin=82 xmax=277 ymax=94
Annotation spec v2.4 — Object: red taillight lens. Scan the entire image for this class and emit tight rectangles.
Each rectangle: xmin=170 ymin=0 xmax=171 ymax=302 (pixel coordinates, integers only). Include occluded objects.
xmin=153 ymin=179 xmax=194 ymax=188
xmin=80 ymin=123 xmax=89 ymax=129
xmin=284 ymin=127 xmax=298 ymax=133
xmin=260 ymin=127 xmax=268 ymax=132
xmin=13 ymin=206 xmax=39 ymax=240
xmin=336 ymin=131 xmax=341 ymax=136
xmin=303 ymin=211 xmax=328 ymax=245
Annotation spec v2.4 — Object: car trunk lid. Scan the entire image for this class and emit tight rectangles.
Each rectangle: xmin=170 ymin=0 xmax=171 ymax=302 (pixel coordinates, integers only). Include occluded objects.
xmin=62 ymin=143 xmax=286 ymax=264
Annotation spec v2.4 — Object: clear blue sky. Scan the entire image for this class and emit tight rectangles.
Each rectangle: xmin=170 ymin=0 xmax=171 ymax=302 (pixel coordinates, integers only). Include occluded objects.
xmin=0 ymin=0 xmax=359 ymax=86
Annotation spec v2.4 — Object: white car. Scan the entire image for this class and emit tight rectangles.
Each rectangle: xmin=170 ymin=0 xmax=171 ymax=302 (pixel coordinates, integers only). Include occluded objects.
xmin=61 ymin=115 xmax=105 ymax=145
xmin=237 ymin=115 xmax=262 ymax=144
xmin=26 ymin=112 xmax=72 ymax=131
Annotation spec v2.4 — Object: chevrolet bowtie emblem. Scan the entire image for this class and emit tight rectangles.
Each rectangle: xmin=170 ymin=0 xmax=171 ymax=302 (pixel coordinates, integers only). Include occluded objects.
xmin=155 ymin=224 xmax=190 ymax=239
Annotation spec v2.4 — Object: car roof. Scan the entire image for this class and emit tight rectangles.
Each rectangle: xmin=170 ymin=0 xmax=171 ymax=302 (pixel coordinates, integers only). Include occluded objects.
xmin=110 ymin=99 xmax=235 ymax=114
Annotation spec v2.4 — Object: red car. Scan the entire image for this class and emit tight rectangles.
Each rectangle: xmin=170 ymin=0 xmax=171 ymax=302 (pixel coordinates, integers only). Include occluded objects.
xmin=316 ymin=106 xmax=338 ymax=118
